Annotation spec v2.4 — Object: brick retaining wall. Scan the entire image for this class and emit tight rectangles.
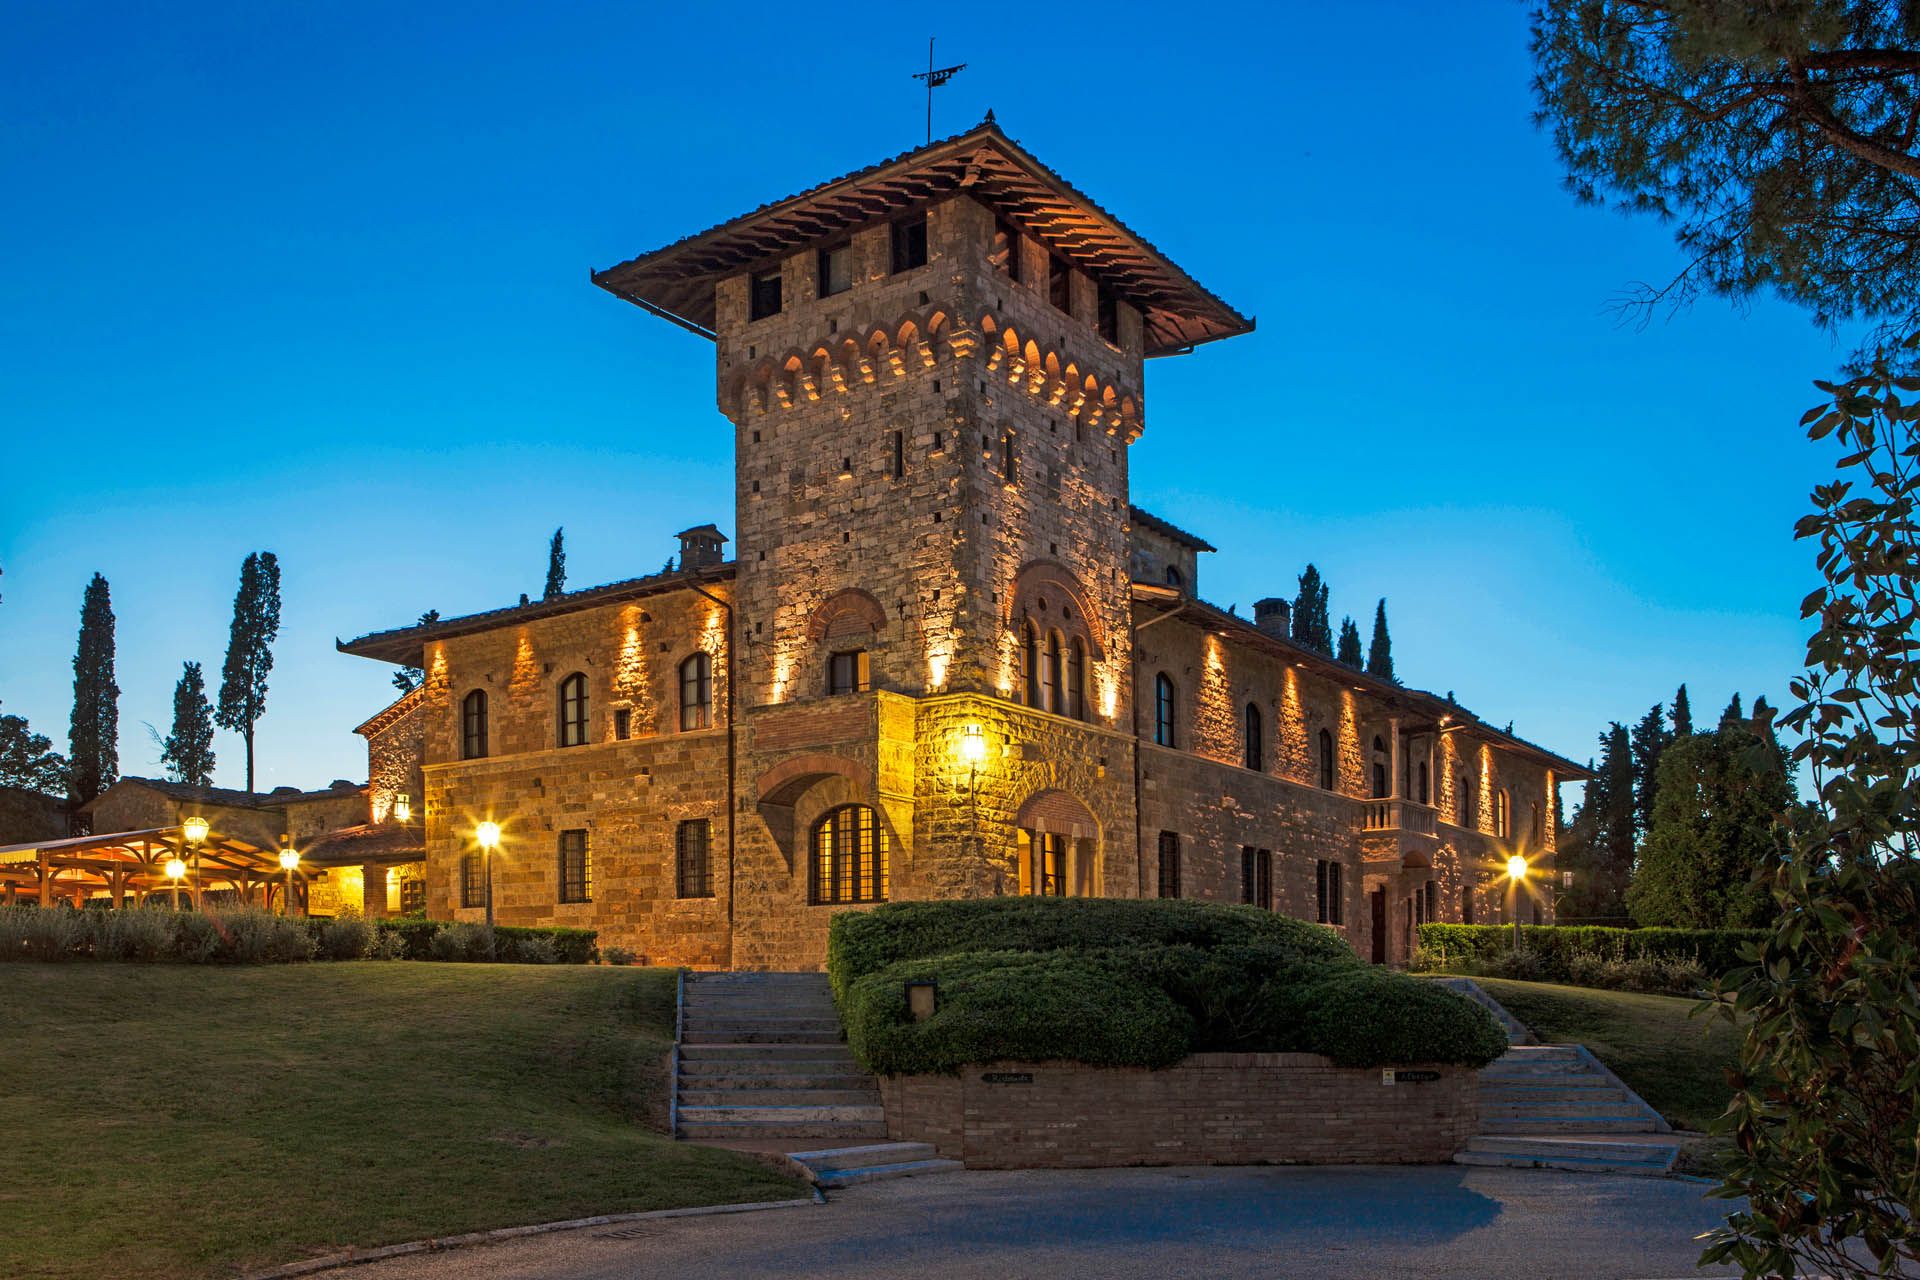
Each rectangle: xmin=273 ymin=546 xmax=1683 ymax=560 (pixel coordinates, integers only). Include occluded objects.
xmin=879 ymin=1053 xmax=1477 ymax=1168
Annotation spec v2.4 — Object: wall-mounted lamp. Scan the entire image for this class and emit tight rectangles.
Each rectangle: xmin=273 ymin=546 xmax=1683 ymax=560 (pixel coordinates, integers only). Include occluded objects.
xmin=394 ymin=794 xmax=412 ymax=824
xmin=905 ymin=979 xmax=939 ymax=1022
xmin=960 ymin=723 xmax=987 ymax=765
xmin=182 ymin=816 xmax=209 ymax=845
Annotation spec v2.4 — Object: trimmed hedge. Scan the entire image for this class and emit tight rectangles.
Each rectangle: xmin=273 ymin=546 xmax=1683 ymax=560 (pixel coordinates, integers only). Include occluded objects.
xmin=828 ymin=896 xmax=1357 ymax=1002
xmin=829 ymin=899 xmax=1506 ymax=1075
xmin=1415 ymin=923 xmax=1763 ymax=979
xmin=0 ymin=904 xmax=596 ymax=965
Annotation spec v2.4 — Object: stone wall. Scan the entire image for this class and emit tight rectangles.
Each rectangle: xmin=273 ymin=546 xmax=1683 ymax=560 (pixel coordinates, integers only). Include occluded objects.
xmin=880 ymin=1054 xmax=1477 ymax=1168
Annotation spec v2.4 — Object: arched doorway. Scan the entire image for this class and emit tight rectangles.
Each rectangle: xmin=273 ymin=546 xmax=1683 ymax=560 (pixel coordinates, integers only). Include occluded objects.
xmin=1012 ymin=789 xmax=1101 ymax=897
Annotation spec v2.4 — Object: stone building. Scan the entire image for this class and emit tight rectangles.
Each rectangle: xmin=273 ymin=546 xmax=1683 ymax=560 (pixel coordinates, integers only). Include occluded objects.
xmin=341 ymin=120 xmax=1586 ymax=969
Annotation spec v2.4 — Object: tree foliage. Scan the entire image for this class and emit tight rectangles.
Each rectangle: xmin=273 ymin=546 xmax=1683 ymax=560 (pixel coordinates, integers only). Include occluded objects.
xmin=1335 ymin=615 xmax=1363 ymax=667
xmin=1629 ymin=701 xmax=1673 ymax=835
xmin=216 ymin=552 xmax=281 ymax=793
xmin=1672 ymin=682 xmax=1694 ymax=736
xmin=0 ymin=702 xmax=67 ymax=794
xmin=1556 ymin=722 xmax=1636 ymax=920
xmin=544 ymin=527 xmax=566 ymax=599
xmin=1290 ymin=564 xmax=1333 ymax=656
xmin=1627 ymin=725 xmax=1792 ymax=928
xmin=1532 ymin=0 xmax=1920 ymax=345
xmin=1701 ymin=339 xmax=1920 ymax=1278
xmin=67 ymin=573 xmax=118 ymax=807
xmin=391 ymin=610 xmax=440 ymax=694
xmin=160 ymin=661 xmax=216 ymax=788
xmin=1366 ymin=598 xmax=1396 ymax=682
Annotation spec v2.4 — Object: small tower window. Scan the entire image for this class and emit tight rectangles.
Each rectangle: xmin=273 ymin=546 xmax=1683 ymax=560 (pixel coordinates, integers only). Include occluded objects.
xmin=676 ymin=819 xmax=713 ymax=898
xmin=1154 ymin=673 xmax=1176 ymax=748
xmin=828 ymin=649 xmax=870 ymax=696
xmin=1066 ymin=638 xmax=1086 ymax=722
xmin=992 ymin=217 xmax=1022 ymax=281
xmin=1318 ymin=728 xmax=1335 ymax=790
xmin=1097 ymin=287 xmax=1119 ymax=344
xmin=557 ymin=673 xmax=588 ymax=748
xmin=1245 ymin=703 xmax=1264 ymax=772
xmin=817 ymin=243 xmax=854 ymax=297
xmin=890 ymin=215 xmax=928 ymax=273
xmin=1048 ymin=255 xmax=1073 ymax=313
xmin=749 ymin=268 xmax=782 ymax=320
xmin=460 ymin=689 xmax=489 ymax=760
xmin=891 ymin=429 xmax=905 ymax=478
xmin=1002 ymin=431 xmax=1018 ymax=484
xmin=679 ymin=653 xmax=713 ymax=731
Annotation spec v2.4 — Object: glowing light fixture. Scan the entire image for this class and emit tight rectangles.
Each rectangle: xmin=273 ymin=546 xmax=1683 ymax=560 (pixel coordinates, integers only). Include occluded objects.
xmin=279 ymin=847 xmax=301 ymax=872
xmin=476 ymin=821 xmax=501 ymax=851
xmin=960 ymin=723 xmax=987 ymax=765
xmin=394 ymin=794 xmax=412 ymax=824
xmin=182 ymin=816 xmax=209 ymax=845
xmin=1506 ymin=854 xmax=1528 ymax=881
xmin=164 ymin=857 xmax=187 ymax=881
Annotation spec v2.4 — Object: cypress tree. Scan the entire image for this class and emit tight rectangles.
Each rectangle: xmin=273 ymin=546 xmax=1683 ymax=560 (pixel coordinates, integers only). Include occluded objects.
xmin=1558 ymin=723 xmax=1635 ymax=921
xmin=161 ymin=661 xmax=216 ymax=787
xmin=1365 ymin=598 xmax=1395 ymax=682
xmin=1720 ymin=692 xmax=1744 ymax=727
xmin=1628 ymin=703 xmax=1672 ymax=837
xmin=1671 ymin=683 xmax=1693 ymax=738
xmin=544 ymin=527 xmax=566 ymax=599
xmin=1290 ymin=564 xmax=1333 ymax=655
xmin=1336 ymin=616 xmax=1363 ymax=666
xmin=216 ymin=552 xmax=282 ymax=794
xmin=68 ymin=573 xmax=119 ymax=807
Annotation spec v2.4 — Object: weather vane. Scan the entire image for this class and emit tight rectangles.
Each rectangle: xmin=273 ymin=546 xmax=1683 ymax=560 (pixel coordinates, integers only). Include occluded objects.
xmin=912 ymin=37 xmax=965 ymax=144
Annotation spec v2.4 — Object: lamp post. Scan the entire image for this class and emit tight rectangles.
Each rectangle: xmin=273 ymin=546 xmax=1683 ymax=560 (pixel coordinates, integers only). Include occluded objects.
xmin=1506 ymin=853 xmax=1528 ymax=952
xmin=476 ymin=821 xmax=501 ymax=930
xmin=279 ymin=845 xmax=301 ymax=917
xmin=181 ymin=817 xmax=209 ymax=911
xmin=165 ymin=857 xmax=187 ymax=911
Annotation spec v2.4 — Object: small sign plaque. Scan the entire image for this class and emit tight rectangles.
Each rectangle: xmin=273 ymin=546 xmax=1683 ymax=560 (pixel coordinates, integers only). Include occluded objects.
xmin=1391 ymin=1069 xmax=1440 ymax=1084
xmin=981 ymin=1071 xmax=1034 ymax=1085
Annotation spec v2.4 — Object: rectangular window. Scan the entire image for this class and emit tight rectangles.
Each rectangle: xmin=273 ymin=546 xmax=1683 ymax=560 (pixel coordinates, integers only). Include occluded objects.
xmin=676 ymin=819 xmax=713 ymax=899
xmin=1048 ymin=255 xmax=1072 ymax=313
xmin=1315 ymin=859 xmax=1345 ymax=925
xmin=558 ymin=829 xmax=591 ymax=903
xmin=1002 ymin=431 xmax=1017 ymax=485
xmin=613 ymin=708 xmax=631 ymax=740
xmin=1240 ymin=847 xmax=1272 ymax=910
xmin=1029 ymin=831 xmax=1066 ymax=897
xmin=828 ymin=649 xmax=870 ymax=695
xmin=1096 ymin=287 xmax=1119 ymax=344
xmin=749 ymin=268 xmax=782 ymax=320
xmin=1157 ymin=831 xmax=1181 ymax=899
xmin=992 ymin=217 xmax=1022 ymax=281
xmin=817 ymin=243 xmax=853 ymax=297
xmin=1462 ymin=886 xmax=1476 ymax=925
xmin=891 ymin=429 xmax=904 ymax=479
xmin=399 ymin=876 xmax=426 ymax=915
xmin=1424 ymin=880 xmax=1438 ymax=923
xmin=890 ymin=215 xmax=928 ymax=273
xmin=460 ymin=853 xmax=484 ymax=909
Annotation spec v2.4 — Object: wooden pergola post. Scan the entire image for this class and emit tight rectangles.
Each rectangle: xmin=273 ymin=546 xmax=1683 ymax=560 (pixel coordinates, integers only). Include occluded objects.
xmin=37 ymin=852 xmax=50 ymax=908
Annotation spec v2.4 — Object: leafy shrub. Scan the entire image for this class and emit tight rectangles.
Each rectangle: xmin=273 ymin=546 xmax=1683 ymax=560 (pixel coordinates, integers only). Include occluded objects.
xmin=829 ymin=897 xmax=1356 ymax=1002
xmin=494 ymin=924 xmax=596 ymax=965
xmin=844 ymin=948 xmax=1193 ymax=1075
xmin=220 ymin=910 xmax=317 ymax=964
xmin=499 ymin=931 xmax=558 ymax=964
xmin=373 ymin=918 xmax=443 ymax=960
xmin=1282 ymin=969 xmax=1510 ymax=1067
xmin=1 ymin=906 xmax=86 ymax=961
xmin=602 ymin=946 xmax=636 ymax=966
xmin=431 ymin=922 xmax=494 ymax=962
xmin=97 ymin=908 xmax=172 ymax=961
xmin=1416 ymin=923 xmax=1761 ymax=981
xmin=315 ymin=916 xmax=372 ymax=961
xmin=365 ymin=928 xmax=408 ymax=960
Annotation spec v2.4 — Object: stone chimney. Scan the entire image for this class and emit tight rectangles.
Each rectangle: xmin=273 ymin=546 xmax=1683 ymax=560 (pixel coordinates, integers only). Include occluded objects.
xmin=1254 ymin=597 xmax=1291 ymax=639
xmin=676 ymin=524 xmax=728 ymax=570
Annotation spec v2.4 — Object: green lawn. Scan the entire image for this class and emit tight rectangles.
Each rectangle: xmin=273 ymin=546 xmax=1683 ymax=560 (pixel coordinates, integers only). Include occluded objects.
xmin=1476 ymin=978 xmax=1742 ymax=1133
xmin=0 ymin=964 xmax=804 ymax=1280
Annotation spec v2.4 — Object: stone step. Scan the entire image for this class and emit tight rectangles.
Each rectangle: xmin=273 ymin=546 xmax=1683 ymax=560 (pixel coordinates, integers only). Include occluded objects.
xmin=676 ymin=1071 xmax=878 ymax=1091
xmin=1479 ymin=1100 xmax=1647 ymax=1119
xmin=678 ymin=1043 xmax=857 ymax=1062
xmin=788 ymin=1142 xmax=938 ymax=1172
xmin=689 ymin=974 xmax=830 ymax=988
xmin=677 ymin=1118 xmax=890 ymax=1140
xmin=1453 ymin=1149 xmax=1673 ymax=1176
xmin=679 ymin=1103 xmax=884 ymax=1125
xmin=1463 ymin=1135 xmax=1678 ymax=1163
xmin=684 ymin=1002 xmax=841 ymax=1017
xmin=1480 ymin=1061 xmax=1594 ymax=1078
xmin=683 ymin=1027 xmax=845 ymax=1045
xmin=677 ymin=1087 xmax=881 ymax=1107
xmin=683 ymin=1016 xmax=845 ymax=1032
xmin=813 ymin=1158 xmax=964 ymax=1187
xmin=1500 ymin=1045 xmax=1582 ymax=1059
xmin=1481 ymin=1115 xmax=1664 ymax=1134
xmin=676 ymin=1059 xmax=862 ymax=1081
xmin=1479 ymin=1077 xmax=1623 ymax=1093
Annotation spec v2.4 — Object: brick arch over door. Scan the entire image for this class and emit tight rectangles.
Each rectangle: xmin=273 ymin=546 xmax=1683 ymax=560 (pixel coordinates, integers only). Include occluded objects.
xmin=806 ymin=588 xmax=888 ymax=643
xmin=755 ymin=754 xmax=874 ymax=874
xmin=1014 ymin=788 xmax=1100 ymax=841
xmin=1007 ymin=560 xmax=1105 ymax=659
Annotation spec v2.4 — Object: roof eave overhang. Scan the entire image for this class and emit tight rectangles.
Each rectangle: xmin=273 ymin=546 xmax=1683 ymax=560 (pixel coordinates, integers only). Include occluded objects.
xmin=590 ymin=122 xmax=1253 ymax=359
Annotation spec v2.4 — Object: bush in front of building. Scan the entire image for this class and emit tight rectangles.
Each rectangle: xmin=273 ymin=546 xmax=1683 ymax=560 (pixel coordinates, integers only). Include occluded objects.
xmin=1414 ymin=922 xmax=1760 ymax=992
xmin=831 ymin=899 xmax=1508 ymax=1075
xmin=366 ymin=918 xmax=596 ymax=964
xmin=828 ymin=896 xmax=1356 ymax=1002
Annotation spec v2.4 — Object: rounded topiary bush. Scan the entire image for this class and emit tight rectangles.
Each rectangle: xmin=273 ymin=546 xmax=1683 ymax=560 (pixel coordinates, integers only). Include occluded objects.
xmin=845 ymin=948 xmax=1193 ymax=1075
xmin=1287 ymin=969 xmax=1509 ymax=1068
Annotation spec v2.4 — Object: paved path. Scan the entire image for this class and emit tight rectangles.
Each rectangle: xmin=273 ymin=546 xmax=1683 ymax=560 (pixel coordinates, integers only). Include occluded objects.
xmin=338 ymin=1165 xmax=1741 ymax=1280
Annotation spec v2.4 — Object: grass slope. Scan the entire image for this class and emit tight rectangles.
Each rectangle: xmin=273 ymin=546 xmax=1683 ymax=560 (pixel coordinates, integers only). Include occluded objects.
xmin=1476 ymin=978 xmax=1740 ymax=1133
xmin=0 ymin=964 xmax=802 ymax=1280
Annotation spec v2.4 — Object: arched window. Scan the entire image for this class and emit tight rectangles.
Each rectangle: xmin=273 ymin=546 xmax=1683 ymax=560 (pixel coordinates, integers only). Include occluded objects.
xmin=1154 ymin=673 xmax=1176 ymax=747
xmin=461 ymin=689 xmax=489 ymax=760
xmin=1318 ymin=728 xmax=1335 ymax=790
xmin=1371 ymin=735 xmax=1389 ymax=799
xmin=810 ymin=805 xmax=888 ymax=904
xmin=1066 ymin=639 xmax=1086 ymax=721
xmin=1022 ymin=622 xmax=1041 ymax=707
xmin=1494 ymin=788 xmax=1511 ymax=838
xmin=557 ymin=673 xmax=588 ymax=748
xmin=679 ymin=653 xmax=712 ymax=731
xmin=1244 ymin=703 xmax=1264 ymax=772
xmin=1041 ymin=631 xmax=1062 ymax=713
xmin=1165 ymin=564 xmax=1184 ymax=589
xmin=1458 ymin=774 xmax=1477 ymax=830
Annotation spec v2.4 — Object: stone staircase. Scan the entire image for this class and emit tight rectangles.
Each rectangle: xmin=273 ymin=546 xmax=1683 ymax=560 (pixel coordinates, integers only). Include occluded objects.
xmin=1444 ymin=982 xmax=1681 ymax=1178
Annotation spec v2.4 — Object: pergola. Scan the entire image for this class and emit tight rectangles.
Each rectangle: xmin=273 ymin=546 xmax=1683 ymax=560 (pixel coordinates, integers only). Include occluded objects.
xmin=0 ymin=827 xmax=305 ymax=910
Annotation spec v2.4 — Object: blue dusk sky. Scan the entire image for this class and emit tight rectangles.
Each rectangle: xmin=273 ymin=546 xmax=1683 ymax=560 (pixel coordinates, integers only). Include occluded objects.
xmin=0 ymin=1 xmax=1853 ymax=794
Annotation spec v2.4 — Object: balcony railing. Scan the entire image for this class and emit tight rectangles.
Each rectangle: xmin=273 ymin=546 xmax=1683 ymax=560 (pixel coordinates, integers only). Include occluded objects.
xmin=1360 ymin=798 xmax=1438 ymax=836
